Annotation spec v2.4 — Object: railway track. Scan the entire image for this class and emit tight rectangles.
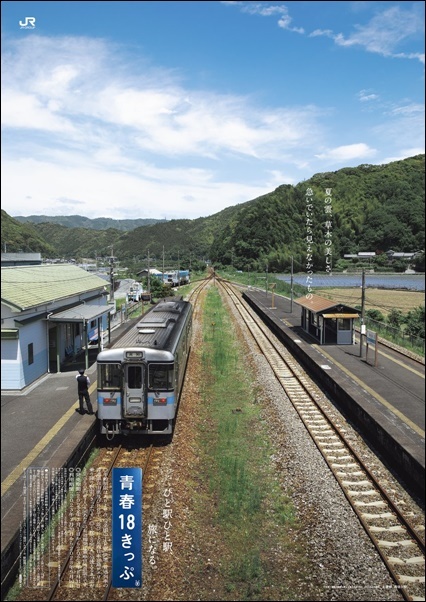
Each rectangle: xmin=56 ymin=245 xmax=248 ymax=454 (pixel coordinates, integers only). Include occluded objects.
xmin=48 ymin=281 xmax=211 ymax=600
xmin=13 ymin=442 xmax=159 ymax=602
xmin=7 ymin=280 xmax=212 ymax=602
xmin=220 ymin=279 xmax=425 ymax=602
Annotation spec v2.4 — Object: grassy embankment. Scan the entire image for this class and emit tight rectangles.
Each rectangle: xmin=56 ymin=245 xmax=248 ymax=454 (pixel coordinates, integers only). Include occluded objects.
xmin=192 ymin=286 xmax=316 ymax=600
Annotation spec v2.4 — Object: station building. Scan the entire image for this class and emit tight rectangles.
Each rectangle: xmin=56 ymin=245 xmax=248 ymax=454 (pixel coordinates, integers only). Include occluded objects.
xmin=1 ymin=264 xmax=112 ymax=390
xmin=295 ymin=294 xmax=359 ymax=345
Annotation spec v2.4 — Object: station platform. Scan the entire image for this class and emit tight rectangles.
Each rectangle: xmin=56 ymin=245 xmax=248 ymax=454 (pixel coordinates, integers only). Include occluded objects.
xmin=242 ymin=287 xmax=425 ymax=502
xmin=1 ymin=317 xmax=140 ymax=592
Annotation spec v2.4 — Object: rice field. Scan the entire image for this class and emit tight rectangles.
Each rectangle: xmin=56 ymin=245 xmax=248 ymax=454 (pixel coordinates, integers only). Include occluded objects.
xmin=315 ymin=288 xmax=424 ymax=317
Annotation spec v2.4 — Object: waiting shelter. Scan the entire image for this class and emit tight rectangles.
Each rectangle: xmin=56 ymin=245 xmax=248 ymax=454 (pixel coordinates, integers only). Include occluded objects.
xmin=295 ymin=294 xmax=359 ymax=345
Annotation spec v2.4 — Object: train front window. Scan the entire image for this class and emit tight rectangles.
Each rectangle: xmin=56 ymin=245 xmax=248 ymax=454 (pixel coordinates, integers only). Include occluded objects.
xmin=128 ymin=365 xmax=142 ymax=389
xmin=148 ymin=363 xmax=174 ymax=391
xmin=98 ymin=364 xmax=122 ymax=390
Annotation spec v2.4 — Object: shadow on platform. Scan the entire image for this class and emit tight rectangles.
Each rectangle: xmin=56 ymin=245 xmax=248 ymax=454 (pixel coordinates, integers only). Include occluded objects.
xmin=49 ymin=347 xmax=99 ymax=374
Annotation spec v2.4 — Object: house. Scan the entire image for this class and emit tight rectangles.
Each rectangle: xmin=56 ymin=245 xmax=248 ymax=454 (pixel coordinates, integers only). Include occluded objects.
xmin=343 ymin=252 xmax=376 ymax=260
xmin=295 ymin=294 xmax=359 ymax=345
xmin=136 ymin=268 xmax=163 ymax=279
xmin=385 ymin=250 xmax=420 ymax=261
xmin=1 ymin=264 xmax=112 ymax=390
xmin=1 ymin=252 xmax=42 ymax=266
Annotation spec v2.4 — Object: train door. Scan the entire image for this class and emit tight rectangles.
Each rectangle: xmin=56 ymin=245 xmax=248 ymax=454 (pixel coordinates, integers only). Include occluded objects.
xmin=123 ymin=364 xmax=146 ymax=418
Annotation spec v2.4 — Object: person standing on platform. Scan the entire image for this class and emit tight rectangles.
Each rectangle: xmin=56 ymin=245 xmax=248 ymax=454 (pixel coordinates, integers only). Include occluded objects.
xmin=76 ymin=369 xmax=94 ymax=415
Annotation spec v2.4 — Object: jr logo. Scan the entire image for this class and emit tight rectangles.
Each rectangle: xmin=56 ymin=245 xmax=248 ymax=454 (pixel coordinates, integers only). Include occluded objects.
xmin=19 ymin=17 xmax=36 ymax=29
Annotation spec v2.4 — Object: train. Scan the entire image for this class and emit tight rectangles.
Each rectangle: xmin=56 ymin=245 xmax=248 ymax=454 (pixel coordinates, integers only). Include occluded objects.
xmin=127 ymin=281 xmax=144 ymax=302
xmin=96 ymin=297 xmax=193 ymax=439
xmin=153 ymin=270 xmax=191 ymax=287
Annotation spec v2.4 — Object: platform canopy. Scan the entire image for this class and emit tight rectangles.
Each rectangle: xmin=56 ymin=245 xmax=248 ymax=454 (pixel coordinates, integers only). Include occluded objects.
xmin=48 ymin=303 xmax=111 ymax=323
xmin=322 ymin=313 xmax=359 ymax=318
xmin=295 ymin=294 xmax=359 ymax=317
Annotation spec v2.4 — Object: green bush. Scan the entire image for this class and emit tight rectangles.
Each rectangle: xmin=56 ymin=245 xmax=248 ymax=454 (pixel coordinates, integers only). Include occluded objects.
xmin=366 ymin=308 xmax=385 ymax=322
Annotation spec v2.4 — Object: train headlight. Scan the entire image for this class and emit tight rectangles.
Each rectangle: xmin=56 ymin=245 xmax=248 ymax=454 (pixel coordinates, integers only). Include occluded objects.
xmin=103 ymin=397 xmax=117 ymax=405
xmin=153 ymin=397 xmax=167 ymax=406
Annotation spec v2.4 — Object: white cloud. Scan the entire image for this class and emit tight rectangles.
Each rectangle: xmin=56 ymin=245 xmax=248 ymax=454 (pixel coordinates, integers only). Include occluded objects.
xmin=310 ymin=29 xmax=334 ymax=39
xmin=0 ymin=157 xmax=271 ymax=220
xmin=372 ymin=102 xmax=425 ymax=151
xmin=309 ymin=5 xmax=424 ymax=62
xmin=266 ymin=170 xmax=297 ymax=188
xmin=2 ymin=29 xmax=423 ymax=222
xmin=315 ymin=143 xmax=377 ymax=162
xmin=380 ymin=148 xmax=425 ymax=164
xmin=225 ymin=3 xmax=423 ymax=61
xmin=1 ymin=90 xmax=76 ymax=133
xmin=223 ymin=1 xmax=304 ymax=34
xmin=357 ymin=90 xmax=379 ymax=102
xmin=2 ymin=35 xmax=321 ymax=163
xmin=387 ymin=103 xmax=425 ymax=116
xmin=1 ymin=31 xmax=328 ymax=227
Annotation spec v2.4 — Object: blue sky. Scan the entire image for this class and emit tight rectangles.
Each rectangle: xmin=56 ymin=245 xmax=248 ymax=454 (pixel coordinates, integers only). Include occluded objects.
xmin=1 ymin=1 xmax=424 ymax=220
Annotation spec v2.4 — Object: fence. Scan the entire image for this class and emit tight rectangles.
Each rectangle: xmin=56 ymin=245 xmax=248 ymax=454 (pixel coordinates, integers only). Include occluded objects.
xmin=109 ymin=299 xmax=149 ymax=330
xmin=356 ymin=317 xmax=424 ymax=357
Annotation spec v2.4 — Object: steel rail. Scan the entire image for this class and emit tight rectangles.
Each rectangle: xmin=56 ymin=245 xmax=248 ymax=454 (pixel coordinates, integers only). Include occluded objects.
xmin=220 ymin=279 xmax=425 ymax=602
xmin=101 ymin=444 xmax=154 ymax=601
xmin=47 ymin=444 xmax=123 ymax=601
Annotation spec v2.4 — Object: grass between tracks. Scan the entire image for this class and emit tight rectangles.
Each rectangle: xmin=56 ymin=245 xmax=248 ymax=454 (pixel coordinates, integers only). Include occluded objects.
xmin=195 ymin=286 xmax=309 ymax=600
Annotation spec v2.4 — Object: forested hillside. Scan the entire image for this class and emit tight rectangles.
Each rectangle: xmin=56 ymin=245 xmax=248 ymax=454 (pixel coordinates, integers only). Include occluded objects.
xmin=1 ymin=211 xmax=56 ymax=256
xmin=210 ymin=154 xmax=425 ymax=271
xmin=31 ymin=223 xmax=124 ymax=259
xmin=2 ymin=155 xmax=424 ymax=270
xmin=13 ymin=215 xmax=166 ymax=231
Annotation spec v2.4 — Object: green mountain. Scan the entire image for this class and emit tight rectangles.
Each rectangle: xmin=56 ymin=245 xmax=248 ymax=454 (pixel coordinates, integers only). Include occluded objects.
xmin=31 ymin=222 xmax=124 ymax=259
xmin=13 ymin=215 xmax=166 ymax=231
xmin=211 ymin=154 xmax=425 ymax=271
xmin=1 ymin=211 xmax=56 ymax=256
xmin=2 ymin=155 xmax=424 ymax=270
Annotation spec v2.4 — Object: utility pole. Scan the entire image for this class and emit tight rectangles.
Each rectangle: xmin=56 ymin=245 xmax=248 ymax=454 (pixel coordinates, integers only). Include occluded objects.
xmin=265 ymin=262 xmax=268 ymax=298
xmin=290 ymin=256 xmax=294 ymax=313
xmin=147 ymin=250 xmax=150 ymax=295
xmin=177 ymin=250 xmax=180 ymax=290
xmin=162 ymin=246 xmax=165 ymax=286
xmin=360 ymin=268 xmax=366 ymax=357
xmin=109 ymin=246 xmax=115 ymax=303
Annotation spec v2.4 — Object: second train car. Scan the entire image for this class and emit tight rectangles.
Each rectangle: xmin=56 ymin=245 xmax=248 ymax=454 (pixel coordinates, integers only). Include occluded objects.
xmin=97 ymin=297 xmax=192 ymax=439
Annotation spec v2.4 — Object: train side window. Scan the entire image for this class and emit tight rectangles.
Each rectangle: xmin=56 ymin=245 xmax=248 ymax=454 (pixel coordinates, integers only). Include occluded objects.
xmin=148 ymin=363 xmax=174 ymax=390
xmin=98 ymin=364 xmax=122 ymax=390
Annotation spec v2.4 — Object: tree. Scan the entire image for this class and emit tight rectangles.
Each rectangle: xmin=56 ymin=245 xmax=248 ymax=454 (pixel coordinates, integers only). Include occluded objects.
xmin=366 ymin=309 xmax=385 ymax=322
xmin=413 ymin=252 xmax=425 ymax=273
xmin=387 ymin=309 xmax=404 ymax=328
xmin=404 ymin=306 xmax=425 ymax=339
xmin=141 ymin=276 xmax=172 ymax=299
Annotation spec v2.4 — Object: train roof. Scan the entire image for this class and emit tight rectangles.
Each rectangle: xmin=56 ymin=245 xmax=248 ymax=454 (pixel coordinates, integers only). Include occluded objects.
xmin=101 ymin=298 xmax=192 ymax=358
